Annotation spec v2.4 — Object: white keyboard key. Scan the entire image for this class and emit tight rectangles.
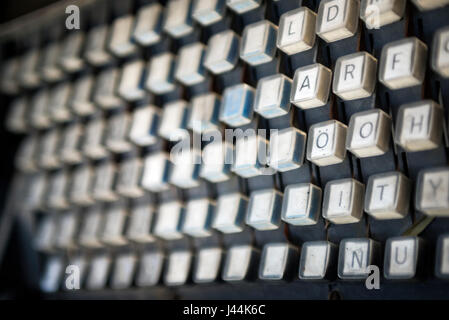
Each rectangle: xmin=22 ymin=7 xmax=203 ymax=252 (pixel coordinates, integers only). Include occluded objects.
xmin=86 ymin=254 xmax=111 ymax=290
xmin=40 ymin=41 xmax=64 ymax=82
xmin=246 ymin=189 xmax=283 ymax=230
xmin=188 ymin=93 xmax=220 ymax=133
xmin=379 ymin=37 xmax=428 ymax=90
xmin=254 ymin=74 xmax=292 ymax=118
xmin=277 ymin=7 xmax=317 ymax=55
xmin=170 ymin=149 xmax=201 ymax=189
xmin=226 ymin=0 xmax=261 ymax=14
xmin=233 ymin=133 xmax=270 ymax=178
xmin=222 ymin=245 xmax=258 ymax=281
xmin=70 ymin=74 xmax=95 ymax=116
xmin=83 ymin=116 xmax=108 ymax=160
xmin=154 ymin=201 xmax=184 ymax=240
xmin=101 ymin=200 xmax=128 ymax=246
xmin=323 ymin=178 xmax=365 ymax=224
xmin=105 ymin=110 xmax=132 ymax=153
xmin=94 ymin=67 xmax=123 ymax=109
xmin=35 ymin=215 xmax=56 ymax=252
xmin=141 ymin=152 xmax=171 ymax=192
xmin=49 ymin=82 xmax=72 ymax=123
xmin=193 ymin=0 xmax=225 ymax=26
xmin=30 ymin=89 xmax=51 ymax=130
xmin=116 ymin=157 xmax=144 ymax=198
xmin=129 ymin=105 xmax=160 ymax=146
xmin=6 ymin=97 xmax=27 ymax=133
xmin=84 ymin=25 xmax=112 ymax=66
xmin=412 ymin=0 xmax=449 ymax=10
xmin=111 ymin=253 xmax=137 ymax=289
xmin=164 ymin=250 xmax=192 ymax=286
xmin=145 ymin=53 xmax=176 ymax=94
xmin=55 ymin=211 xmax=78 ymax=250
xmin=365 ymin=171 xmax=411 ymax=219
xmin=316 ymin=0 xmax=360 ymax=43
xmin=0 ymin=58 xmax=19 ymax=94
xmin=175 ymin=42 xmax=206 ymax=86
xmin=92 ymin=160 xmax=118 ymax=202
xmin=15 ymin=135 xmax=39 ymax=172
xmin=194 ymin=247 xmax=222 ymax=283
xmin=333 ymin=51 xmax=378 ymax=100
xmin=291 ymin=63 xmax=332 ymax=109
xmin=306 ymin=120 xmax=347 ymax=166
xmin=416 ymin=167 xmax=449 ymax=216
xmin=269 ymin=127 xmax=306 ymax=172
xmin=24 ymin=173 xmax=47 ymax=211
xmin=346 ymin=109 xmax=391 ymax=158
xmin=435 ymin=234 xmax=449 ymax=279
xmin=431 ymin=26 xmax=449 ymax=78
xmin=40 ymin=256 xmax=63 ymax=293
xmin=204 ymin=30 xmax=240 ymax=75
xmin=19 ymin=48 xmax=40 ymax=88
xmin=360 ymin=0 xmax=406 ymax=29
xmin=259 ymin=242 xmax=298 ymax=280
xmin=133 ymin=3 xmax=163 ymax=46
xmin=240 ymin=20 xmax=278 ymax=66
xmin=281 ymin=183 xmax=322 ymax=226
xmin=109 ymin=15 xmax=137 ymax=58
xmin=47 ymin=170 xmax=70 ymax=210
xmin=60 ymin=121 xmax=83 ymax=165
xmin=182 ymin=198 xmax=215 ymax=237
xmin=200 ymin=141 xmax=233 ymax=183
xmin=39 ymin=129 xmax=61 ymax=170
xmin=59 ymin=31 xmax=85 ymax=73
xmin=219 ymin=84 xmax=255 ymax=127
xmin=299 ymin=241 xmax=337 ymax=280
xmin=212 ymin=192 xmax=248 ymax=234
xmin=136 ymin=251 xmax=164 ymax=287
xmin=338 ymin=238 xmax=379 ymax=279
xmin=118 ymin=60 xmax=146 ymax=102
xmin=394 ymin=100 xmax=443 ymax=152
xmin=126 ymin=197 xmax=155 ymax=243
xmin=158 ymin=100 xmax=189 ymax=141
xmin=78 ymin=205 xmax=104 ymax=248
xmin=70 ymin=163 xmax=94 ymax=206
xmin=384 ymin=236 xmax=423 ymax=279
xmin=163 ymin=0 xmax=194 ymax=38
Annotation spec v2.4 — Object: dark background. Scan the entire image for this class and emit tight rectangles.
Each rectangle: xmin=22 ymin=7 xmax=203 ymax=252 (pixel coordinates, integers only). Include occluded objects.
xmin=0 ymin=0 xmax=59 ymax=24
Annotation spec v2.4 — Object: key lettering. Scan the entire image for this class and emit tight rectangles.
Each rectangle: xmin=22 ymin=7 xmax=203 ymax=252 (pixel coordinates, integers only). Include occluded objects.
xmin=327 ymin=5 xmax=339 ymax=22
xmin=352 ymin=248 xmax=364 ymax=269
xmin=344 ymin=64 xmax=355 ymax=80
xmin=359 ymin=121 xmax=373 ymax=138
xmin=394 ymin=246 xmax=407 ymax=264
xmin=316 ymin=132 xmax=329 ymax=148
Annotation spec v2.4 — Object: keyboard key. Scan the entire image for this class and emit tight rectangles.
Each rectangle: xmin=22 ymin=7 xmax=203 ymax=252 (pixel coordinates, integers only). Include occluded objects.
xmin=254 ymin=74 xmax=292 ymax=118
xmin=182 ymin=198 xmax=215 ymax=237
xmin=415 ymin=167 xmax=449 ymax=216
xmin=200 ymin=141 xmax=233 ymax=183
xmin=226 ymin=0 xmax=261 ymax=14
xmin=145 ymin=53 xmax=176 ymax=94
xmin=277 ymin=7 xmax=317 ymax=55
xmin=412 ymin=0 xmax=449 ymax=10
xmin=126 ymin=197 xmax=155 ymax=243
xmin=219 ymin=84 xmax=255 ymax=127
xmin=431 ymin=26 xmax=449 ymax=78
xmin=16 ymin=135 xmax=39 ymax=172
xmin=384 ymin=236 xmax=424 ymax=280
xmin=333 ymin=51 xmax=378 ymax=100
xmin=70 ymin=74 xmax=95 ymax=116
xmin=111 ymin=252 xmax=137 ymax=289
xmin=6 ymin=97 xmax=28 ymax=133
xmin=360 ymin=0 xmax=406 ymax=29
xmin=269 ymin=127 xmax=306 ymax=172
xmin=141 ymin=152 xmax=171 ymax=192
xmin=194 ymin=247 xmax=223 ymax=284
xmin=435 ymin=234 xmax=449 ymax=279
xmin=164 ymin=250 xmax=192 ymax=286
xmin=49 ymin=82 xmax=72 ymax=123
xmin=92 ymin=160 xmax=118 ymax=202
xmin=170 ymin=149 xmax=201 ymax=188
xmin=40 ymin=256 xmax=64 ymax=293
xmin=39 ymin=128 xmax=61 ymax=170
xmin=175 ymin=42 xmax=206 ymax=86
xmin=70 ymin=163 xmax=94 ymax=206
xmin=281 ymin=183 xmax=322 ymax=226
xmin=94 ymin=67 xmax=123 ymax=109
xmin=212 ymin=192 xmax=248 ymax=233
xmin=136 ymin=250 xmax=164 ymax=287
xmin=59 ymin=31 xmax=85 ymax=73
xmin=105 ymin=110 xmax=132 ymax=153
xmin=154 ymin=201 xmax=184 ymax=240
xmin=60 ymin=121 xmax=83 ymax=165
xmin=35 ymin=215 xmax=56 ymax=252
xmin=0 ymin=58 xmax=19 ymax=94
xmin=40 ymin=41 xmax=64 ymax=82
xmin=118 ymin=60 xmax=146 ymax=102
xmin=85 ymin=25 xmax=112 ymax=66
xmin=101 ymin=200 xmax=128 ymax=246
xmin=133 ymin=3 xmax=163 ymax=46
xmin=129 ymin=105 xmax=160 ymax=147
xmin=163 ymin=0 xmax=194 ymax=38
xmin=24 ymin=173 xmax=47 ymax=211
xmin=338 ymin=238 xmax=380 ymax=279
xmin=83 ymin=116 xmax=108 ymax=160
xmin=240 ymin=20 xmax=278 ymax=66
xmin=379 ymin=37 xmax=428 ymax=90
xmin=158 ymin=100 xmax=189 ymax=141
xmin=55 ymin=211 xmax=78 ymax=250
xmin=204 ymin=30 xmax=240 ymax=75
xmin=109 ymin=15 xmax=137 ymax=58
xmin=365 ymin=171 xmax=411 ymax=220
xmin=299 ymin=241 xmax=337 ymax=280
xmin=246 ymin=188 xmax=283 ymax=230
xmin=116 ymin=157 xmax=144 ymax=198
xmin=79 ymin=205 xmax=104 ymax=248
xmin=306 ymin=120 xmax=347 ymax=166
xmin=291 ymin=63 xmax=332 ymax=109
xmin=346 ymin=109 xmax=391 ymax=158
xmin=19 ymin=48 xmax=40 ymax=88
xmin=259 ymin=242 xmax=298 ymax=280
xmin=323 ymin=178 xmax=365 ymax=224
xmin=233 ymin=133 xmax=270 ymax=178
xmin=30 ymin=89 xmax=51 ymax=130
xmin=316 ymin=0 xmax=360 ymax=43
xmin=86 ymin=253 xmax=111 ymax=290
xmin=193 ymin=0 xmax=225 ymax=26
xmin=222 ymin=244 xmax=258 ymax=282
xmin=188 ymin=93 xmax=221 ymax=133
xmin=394 ymin=100 xmax=443 ymax=152
xmin=47 ymin=170 xmax=70 ymax=210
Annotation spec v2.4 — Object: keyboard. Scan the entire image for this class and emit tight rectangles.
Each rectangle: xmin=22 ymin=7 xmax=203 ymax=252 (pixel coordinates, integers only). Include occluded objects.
xmin=1 ymin=0 xmax=449 ymax=300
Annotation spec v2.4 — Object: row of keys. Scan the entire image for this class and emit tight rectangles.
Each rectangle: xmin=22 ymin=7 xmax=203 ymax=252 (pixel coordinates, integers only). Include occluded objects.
xmin=39 ymin=234 xmax=449 ymax=292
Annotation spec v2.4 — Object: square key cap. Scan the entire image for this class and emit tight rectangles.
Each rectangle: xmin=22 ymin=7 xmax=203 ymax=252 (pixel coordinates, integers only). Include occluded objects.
xmin=219 ymin=84 xmax=255 ymax=127
xmin=136 ymin=250 xmax=164 ymax=287
xmin=415 ymin=167 xmax=449 ymax=216
xmin=126 ymin=197 xmax=155 ymax=243
xmin=128 ymin=105 xmax=160 ymax=147
xmin=111 ymin=253 xmax=137 ymax=290
xmin=240 ymin=20 xmax=278 ymax=66
xmin=233 ymin=133 xmax=270 ymax=178
xmin=222 ymin=245 xmax=259 ymax=282
xmin=299 ymin=241 xmax=337 ymax=280
xmin=141 ymin=152 xmax=171 ymax=192
xmin=281 ymin=183 xmax=322 ymax=226
xmin=164 ymin=250 xmax=192 ymax=286
xmin=109 ymin=15 xmax=136 ymax=58
xmin=169 ymin=149 xmax=201 ymax=189
xmin=145 ymin=53 xmax=176 ymax=95
xmin=384 ymin=236 xmax=424 ymax=280
xmin=259 ymin=242 xmax=299 ymax=281
xmin=193 ymin=0 xmax=225 ymax=26
xmin=163 ymin=0 xmax=194 ymax=38
xmin=212 ymin=192 xmax=248 ymax=234
xmin=132 ymin=3 xmax=163 ymax=46
xmin=158 ymin=100 xmax=189 ymax=141
xmin=360 ymin=0 xmax=406 ymax=29
xmin=175 ymin=42 xmax=206 ymax=86
xmin=246 ymin=188 xmax=283 ymax=231
xmin=254 ymin=74 xmax=292 ymax=119
xmin=432 ymin=26 xmax=449 ymax=78
xmin=194 ymin=247 xmax=223 ymax=284
xmin=154 ymin=201 xmax=184 ymax=240
xmin=338 ymin=238 xmax=380 ymax=279
xmin=86 ymin=254 xmax=111 ymax=290
xmin=188 ymin=93 xmax=220 ymax=133
xmin=182 ymin=198 xmax=215 ymax=237
xmin=269 ymin=127 xmax=306 ymax=172
xmin=118 ymin=60 xmax=146 ymax=102
xmin=100 ymin=200 xmax=128 ymax=246
xmin=200 ymin=141 xmax=233 ymax=183
xmin=226 ymin=0 xmax=261 ymax=14
xmin=412 ymin=0 xmax=449 ymax=10
xmin=204 ymin=30 xmax=240 ymax=75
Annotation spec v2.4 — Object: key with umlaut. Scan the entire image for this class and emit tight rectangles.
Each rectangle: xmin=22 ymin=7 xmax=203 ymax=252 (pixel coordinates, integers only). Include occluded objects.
xmin=226 ymin=0 xmax=261 ymax=14
xmin=145 ymin=53 xmax=176 ymax=94
xmin=307 ymin=120 xmax=347 ymax=166
xmin=291 ymin=63 xmax=332 ymax=109
xmin=384 ymin=236 xmax=424 ymax=280
xmin=175 ymin=42 xmax=206 ymax=86
xmin=240 ymin=20 xmax=278 ymax=66
xmin=346 ymin=109 xmax=391 ymax=158
xmin=182 ymin=198 xmax=215 ymax=237
xmin=164 ymin=250 xmax=192 ymax=286
xmin=338 ymin=238 xmax=380 ymax=279
xmin=153 ymin=200 xmax=184 ymax=240
xmin=163 ymin=0 xmax=194 ymax=38
xmin=204 ymin=30 xmax=240 ymax=75
xmin=281 ymin=183 xmax=322 ymax=226
xmin=435 ymin=234 xmax=449 ymax=279
xmin=268 ymin=127 xmax=306 ymax=172
xmin=222 ymin=244 xmax=259 ymax=282
xmin=365 ymin=171 xmax=411 ymax=220
xmin=132 ymin=3 xmax=163 ymax=46
xmin=219 ymin=84 xmax=255 ymax=127
xmin=193 ymin=0 xmax=225 ymax=26
xmin=316 ymin=0 xmax=360 ymax=43
xmin=379 ymin=37 xmax=428 ymax=90
xmin=111 ymin=252 xmax=137 ymax=290
xmin=360 ymin=0 xmax=406 ymax=30
xmin=323 ymin=178 xmax=365 ymax=224
xmin=277 ymin=7 xmax=316 ymax=55
xmin=194 ymin=247 xmax=223 ymax=284
xmin=299 ymin=241 xmax=338 ymax=280
xmin=246 ymin=188 xmax=283 ymax=231
xmin=416 ymin=167 xmax=449 ymax=216
xmin=254 ymin=74 xmax=292 ymax=119
xmin=212 ymin=192 xmax=248 ymax=234
xmin=129 ymin=105 xmax=160 ymax=147
xmin=394 ymin=100 xmax=443 ymax=152
xmin=333 ymin=51 xmax=378 ymax=100
xmin=431 ymin=26 xmax=449 ymax=78
xmin=259 ymin=242 xmax=299 ymax=281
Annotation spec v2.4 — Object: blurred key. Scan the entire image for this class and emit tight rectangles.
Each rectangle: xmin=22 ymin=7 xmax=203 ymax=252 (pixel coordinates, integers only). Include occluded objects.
xmin=84 ymin=24 xmax=112 ymax=67
xmin=299 ymin=241 xmax=337 ymax=280
xmin=306 ymin=120 xmax=347 ymax=166
xmin=193 ymin=0 xmax=225 ymax=26
xmin=86 ymin=253 xmax=111 ymax=290
xmin=35 ymin=215 xmax=56 ymax=252
xmin=40 ymin=41 xmax=64 ymax=82
xmin=188 ymin=93 xmax=221 ymax=133
xmin=291 ymin=63 xmax=332 ymax=109
xmin=333 ymin=52 xmax=377 ymax=100
xmin=240 ymin=20 xmax=278 ymax=66
xmin=118 ymin=60 xmax=146 ymax=102
xmin=111 ymin=252 xmax=137 ymax=289
xmin=109 ymin=15 xmax=137 ymax=58
xmin=277 ymin=7 xmax=317 ymax=55
xmin=39 ymin=128 xmax=61 ymax=170
xmin=200 ymin=140 xmax=233 ymax=183
xmin=133 ymin=3 xmax=163 ymax=46
xmin=269 ymin=127 xmax=306 ymax=172
xmin=323 ymin=178 xmax=365 ymax=224
xmin=194 ymin=247 xmax=223 ymax=284
xmin=15 ymin=135 xmax=39 ymax=172
xmin=182 ymin=198 xmax=215 ymax=237
xmin=105 ymin=110 xmax=132 ymax=153
xmin=254 ymin=74 xmax=292 ymax=118
xmin=212 ymin=192 xmax=248 ymax=233
xmin=416 ymin=167 xmax=449 ymax=216
xmin=412 ymin=0 xmax=449 ymax=10
xmin=94 ymin=67 xmax=123 ymax=110
xmin=281 ymin=183 xmax=322 ymax=226
xmin=92 ymin=160 xmax=118 ymax=202
xmin=59 ymin=31 xmax=85 ymax=73
xmin=136 ymin=250 xmax=164 ymax=287
xmin=6 ymin=97 xmax=27 ymax=133
xmin=431 ymin=26 xmax=449 ymax=78
xmin=158 ymin=100 xmax=189 ymax=141
xmin=338 ymin=238 xmax=380 ymax=279
xmin=55 ymin=211 xmax=78 ymax=250
xmin=360 ymin=0 xmax=406 ymax=29
xmin=163 ymin=0 xmax=194 ymax=38
xmin=394 ymin=100 xmax=443 ymax=152
xmin=30 ymin=89 xmax=51 ymax=130
xmin=154 ymin=200 xmax=184 ymax=240
xmin=226 ymin=0 xmax=261 ymax=14
xmin=79 ymin=205 xmax=104 ymax=248
xmin=259 ymin=243 xmax=299 ymax=281
xmin=164 ymin=250 xmax=192 ymax=286
xmin=316 ymin=0 xmax=360 ymax=43
xmin=219 ymin=84 xmax=255 ymax=127
xmin=60 ymin=121 xmax=83 ymax=164
xmin=40 ymin=256 xmax=63 ymax=293
xmin=129 ymin=105 xmax=160 ymax=147
xmin=141 ymin=152 xmax=171 ymax=192
xmin=379 ymin=37 xmax=428 ymax=90
xmin=19 ymin=48 xmax=40 ymax=88
xmin=204 ymin=30 xmax=240 ymax=75
xmin=126 ymin=197 xmax=155 ymax=243
xmin=384 ymin=236 xmax=424 ymax=280
xmin=0 ymin=58 xmax=19 ymax=94
xmin=145 ymin=53 xmax=176 ymax=94
xmin=83 ymin=115 xmax=109 ymax=160
xmin=346 ymin=109 xmax=391 ymax=158
xmin=435 ymin=234 xmax=449 ymax=279
xmin=49 ymin=82 xmax=72 ymax=123
xmin=365 ymin=171 xmax=411 ymax=219
xmin=101 ymin=200 xmax=128 ymax=246
xmin=175 ymin=42 xmax=206 ymax=86
xmin=116 ymin=157 xmax=144 ymax=198
xmin=47 ymin=169 xmax=70 ymax=210
xmin=246 ymin=188 xmax=283 ymax=230
xmin=70 ymin=163 xmax=94 ymax=206
xmin=70 ymin=74 xmax=96 ymax=116
xmin=233 ymin=133 xmax=270 ymax=178
xmin=170 ymin=148 xmax=201 ymax=188
xmin=24 ymin=173 xmax=47 ymax=211
xmin=222 ymin=244 xmax=258 ymax=282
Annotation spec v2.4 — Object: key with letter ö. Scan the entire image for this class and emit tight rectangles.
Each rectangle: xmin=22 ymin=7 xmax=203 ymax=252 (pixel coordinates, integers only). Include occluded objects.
xmin=307 ymin=120 xmax=347 ymax=166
